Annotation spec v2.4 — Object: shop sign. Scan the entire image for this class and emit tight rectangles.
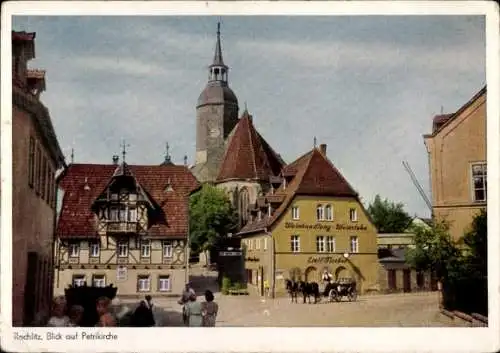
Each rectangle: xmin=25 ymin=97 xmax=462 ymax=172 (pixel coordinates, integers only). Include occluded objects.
xmin=284 ymin=222 xmax=368 ymax=232
xmin=307 ymin=256 xmax=348 ymax=264
xmin=219 ymin=251 xmax=242 ymax=256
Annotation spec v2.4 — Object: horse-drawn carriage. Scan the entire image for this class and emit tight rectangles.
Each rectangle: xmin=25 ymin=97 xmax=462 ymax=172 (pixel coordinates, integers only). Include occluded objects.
xmin=286 ymin=278 xmax=357 ymax=304
xmin=324 ymin=278 xmax=357 ymax=302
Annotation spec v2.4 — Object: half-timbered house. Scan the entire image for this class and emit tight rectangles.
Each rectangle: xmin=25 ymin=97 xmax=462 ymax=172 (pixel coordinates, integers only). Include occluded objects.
xmin=54 ymin=157 xmax=200 ymax=297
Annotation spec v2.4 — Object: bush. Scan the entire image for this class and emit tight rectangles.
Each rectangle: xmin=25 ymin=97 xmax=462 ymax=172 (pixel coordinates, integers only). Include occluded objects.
xmin=232 ymin=282 xmax=242 ymax=290
xmin=221 ymin=276 xmax=231 ymax=295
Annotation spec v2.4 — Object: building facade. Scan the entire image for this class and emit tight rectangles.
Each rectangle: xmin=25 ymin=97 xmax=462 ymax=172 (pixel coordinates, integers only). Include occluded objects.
xmin=54 ymin=158 xmax=200 ymax=297
xmin=11 ymin=31 xmax=66 ymax=326
xmin=424 ymin=86 xmax=487 ymax=240
xmin=238 ymin=145 xmax=380 ymax=296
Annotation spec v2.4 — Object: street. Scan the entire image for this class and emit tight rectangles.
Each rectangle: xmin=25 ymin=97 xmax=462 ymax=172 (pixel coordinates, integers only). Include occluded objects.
xmin=120 ymin=268 xmax=459 ymax=327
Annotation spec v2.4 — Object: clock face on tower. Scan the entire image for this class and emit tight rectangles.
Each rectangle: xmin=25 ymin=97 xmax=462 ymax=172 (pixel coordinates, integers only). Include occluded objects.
xmin=209 ymin=127 xmax=221 ymax=138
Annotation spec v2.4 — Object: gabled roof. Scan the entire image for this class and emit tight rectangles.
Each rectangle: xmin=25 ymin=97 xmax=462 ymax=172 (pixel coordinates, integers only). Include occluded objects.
xmin=216 ymin=110 xmax=285 ymax=182
xmin=57 ymin=163 xmax=200 ymax=239
xmin=424 ymin=85 xmax=486 ymax=137
xmin=238 ymin=147 xmax=358 ymax=235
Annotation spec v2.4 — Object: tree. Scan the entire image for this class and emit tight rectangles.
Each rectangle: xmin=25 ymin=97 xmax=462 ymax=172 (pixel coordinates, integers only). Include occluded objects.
xmin=189 ymin=184 xmax=238 ymax=264
xmin=367 ymin=194 xmax=413 ymax=233
xmin=406 ymin=220 xmax=462 ymax=281
xmin=457 ymin=209 xmax=487 ymax=278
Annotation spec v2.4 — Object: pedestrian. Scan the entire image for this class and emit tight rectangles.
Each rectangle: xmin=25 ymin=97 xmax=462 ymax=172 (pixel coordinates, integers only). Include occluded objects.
xmin=185 ymin=292 xmax=203 ymax=327
xmin=47 ymin=296 xmax=71 ymax=327
xmin=68 ymin=305 xmax=84 ymax=327
xmin=201 ymin=290 xmax=218 ymax=327
xmin=178 ymin=283 xmax=195 ymax=326
xmin=131 ymin=300 xmax=156 ymax=327
xmin=96 ymin=296 xmax=117 ymax=327
xmin=264 ymin=280 xmax=270 ymax=297
xmin=145 ymin=295 xmax=153 ymax=310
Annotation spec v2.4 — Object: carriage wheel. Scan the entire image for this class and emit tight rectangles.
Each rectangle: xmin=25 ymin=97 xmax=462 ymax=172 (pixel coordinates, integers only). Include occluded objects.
xmin=328 ymin=289 xmax=336 ymax=302
xmin=348 ymin=290 xmax=358 ymax=302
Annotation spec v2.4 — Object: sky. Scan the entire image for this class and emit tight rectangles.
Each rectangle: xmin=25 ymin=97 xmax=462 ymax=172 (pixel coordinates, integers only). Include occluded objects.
xmin=12 ymin=15 xmax=486 ymax=218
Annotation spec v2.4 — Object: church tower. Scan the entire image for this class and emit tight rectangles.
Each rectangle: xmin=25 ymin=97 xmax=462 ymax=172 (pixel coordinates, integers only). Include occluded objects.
xmin=192 ymin=23 xmax=239 ymax=183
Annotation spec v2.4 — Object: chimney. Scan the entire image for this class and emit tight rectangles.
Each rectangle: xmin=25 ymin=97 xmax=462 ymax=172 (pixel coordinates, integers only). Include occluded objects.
xmin=319 ymin=144 xmax=327 ymax=156
xmin=112 ymin=155 xmax=119 ymax=165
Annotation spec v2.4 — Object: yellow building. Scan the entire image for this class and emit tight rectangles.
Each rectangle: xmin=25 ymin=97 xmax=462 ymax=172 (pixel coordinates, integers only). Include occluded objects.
xmin=424 ymin=86 xmax=486 ymax=240
xmin=54 ymin=155 xmax=200 ymax=297
xmin=237 ymin=144 xmax=380 ymax=296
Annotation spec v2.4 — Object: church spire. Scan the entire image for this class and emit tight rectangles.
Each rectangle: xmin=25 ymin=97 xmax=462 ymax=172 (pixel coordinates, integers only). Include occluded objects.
xmin=208 ymin=22 xmax=228 ymax=84
xmin=213 ymin=22 xmax=224 ymax=66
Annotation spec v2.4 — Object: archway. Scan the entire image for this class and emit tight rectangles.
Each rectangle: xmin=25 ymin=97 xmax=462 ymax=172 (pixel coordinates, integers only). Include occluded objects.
xmin=335 ymin=266 xmax=353 ymax=282
xmin=289 ymin=267 xmax=302 ymax=282
xmin=305 ymin=266 xmax=318 ymax=283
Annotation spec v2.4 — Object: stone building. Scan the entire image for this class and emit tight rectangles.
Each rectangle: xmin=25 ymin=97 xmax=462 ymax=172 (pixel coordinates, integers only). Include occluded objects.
xmin=237 ymin=145 xmax=380 ymax=296
xmin=53 ymin=156 xmax=200 ymax=297
xmin=191 ymin=23 xmax=285 ymax=229
xmin=11 ymin=31 xmax=66 ymax=326
xmin=423 ymin=86 xmax=487 ymax=240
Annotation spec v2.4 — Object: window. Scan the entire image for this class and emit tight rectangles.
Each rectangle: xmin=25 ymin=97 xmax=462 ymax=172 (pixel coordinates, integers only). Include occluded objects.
xmin=326 ymin=236 xmax=335 ymax=252
xmin=291 ymin=206 xmax=300 ymax=220
xmin=141 ymin=240 xmax=151 ymax=258
xmin=128 ymin=208 xmax=137 ymax=222
xmin=264 ymin=238 xmax=268 ymax=250
xmin=158 ymin=275 xmax=171 ymax=292
xmin=137 ymin=275 xmax=151 ymax=292
xmin=290 ymin=235 xmax=300 ymax=253
xmin=69 ymin=243 xmax=79 ymax=257
xmin=325 ymin=205 xmax=333 ymax=221
xmin=45 ymin=161 xmax=51 ymax=204
xmin=35 ymin=146 xmax=42 ymax=194
xmin=163 ymin=241 xmax=173 ymax=258
xmin=119 ymin=207 xmax=127 ymax=221
xmin=316 ymin=236 xmax=326 ymax=253
xmin=350 ymin=236 xmax=359 ymax=253
xmin=118 ymin=241 xmax=128 ymax=257
xmin=89 ymin=242 xmax=100 ymax=257
xmin=41 ymin=157 xmax=47 ymax=200
xmin=28 ymin=137 xmax=35 ymax=187
xmin=110 ymin=208 xmax=119 ymax=221
xmin=471 ymin=162 xmax=487 ymax=202
xmin=316 ymin=205 xmax=324 ymax=221
xmin=92 ymin=275 xmax=106 ymax=287
xmin=72 ymin=275 xmax=86 ymax=287
xmin=256 ymin=239 xmax=260 ymax=250
xmin=349 ymin=208 xmax=358 ymax=222
xmin=129 ymin=193 xmax=137 ymax=201
xmin=111 ymin=193 xmax=119 ymax=201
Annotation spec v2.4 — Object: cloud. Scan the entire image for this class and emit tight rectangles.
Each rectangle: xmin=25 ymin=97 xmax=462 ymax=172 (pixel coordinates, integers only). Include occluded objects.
xmin=12 ymin=15 xmax=485 ymax=217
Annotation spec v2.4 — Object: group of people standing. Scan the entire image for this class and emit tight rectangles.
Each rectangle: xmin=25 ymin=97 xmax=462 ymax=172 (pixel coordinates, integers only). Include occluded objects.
xmin=178 ymin=284 xmax=218 ymax=327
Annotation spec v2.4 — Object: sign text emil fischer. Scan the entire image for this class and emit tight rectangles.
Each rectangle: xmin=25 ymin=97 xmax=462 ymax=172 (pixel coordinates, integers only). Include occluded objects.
xmin=307 ymin=256 xmax=348 ymax=264
xmin=284 ymin=222 xmax=368 ymax=232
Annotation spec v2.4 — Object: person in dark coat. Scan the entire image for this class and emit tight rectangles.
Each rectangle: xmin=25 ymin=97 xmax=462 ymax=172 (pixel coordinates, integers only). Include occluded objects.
xmin=131 ymin=300 xmax=156 ymax=327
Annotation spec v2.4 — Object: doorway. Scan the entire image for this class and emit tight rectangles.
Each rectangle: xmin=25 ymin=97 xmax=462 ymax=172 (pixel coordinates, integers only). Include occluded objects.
xmin=403 ymin=269 xmax=411 ymax=292
xmin=387 ymin=269 xmax=397 ymax=291
xmin=305 ymin=266 xmax=318 ymax=282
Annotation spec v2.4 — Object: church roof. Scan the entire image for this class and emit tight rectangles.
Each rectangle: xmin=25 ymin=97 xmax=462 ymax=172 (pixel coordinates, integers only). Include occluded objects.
xmin=238 ymin=147 xmax=358 ymax=235
xmin=56 ymin=163 xmax=200 ymax=239
xmin=216 ymin=110 xmax=285 ymax=182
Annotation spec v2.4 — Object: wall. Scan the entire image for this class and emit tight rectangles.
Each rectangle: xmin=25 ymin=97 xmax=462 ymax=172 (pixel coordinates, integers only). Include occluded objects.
xmin=54 ymin=237 xmax=187 ymax=296
xmin=243 ymin=195 xmax=379 ymax=295
xmin=12 ymin=105 xmax=57 ymax=326
xmin=425 ymin=93 xmax=486 ymax=240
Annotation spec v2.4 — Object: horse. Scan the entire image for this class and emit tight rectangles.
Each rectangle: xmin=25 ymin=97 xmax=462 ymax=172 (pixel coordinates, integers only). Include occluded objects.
xmin=285 ymin=279 xmax=299 ymax=303
xmin=298 ymin=281 xmax=321 ymax=304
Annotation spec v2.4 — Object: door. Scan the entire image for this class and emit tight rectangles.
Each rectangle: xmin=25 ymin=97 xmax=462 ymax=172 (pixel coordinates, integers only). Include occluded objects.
xmin=416 ymin=271 xmax=424 ymax=289
xmin=430 ymin=271 xmax=438 ymax=291
xmin=387 ymin=269 xmax=397 ymax=291
xmin=403 ymin=269 xmax=411 ymax=292
xmin=23 ymin=252 xmax=39 ymax=325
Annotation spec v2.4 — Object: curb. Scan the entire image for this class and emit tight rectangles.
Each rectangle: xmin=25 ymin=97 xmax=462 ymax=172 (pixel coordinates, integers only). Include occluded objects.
xmin=440 ymin=309 xmax=488 ymax=327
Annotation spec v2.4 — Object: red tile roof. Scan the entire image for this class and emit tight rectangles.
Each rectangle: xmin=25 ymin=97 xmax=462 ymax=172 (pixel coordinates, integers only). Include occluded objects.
xmin=216 ymin=110 xmax=285 ymax=182
xmin=27 ymin=69 xmax=46 ymax=79
xmin=239 ymin=147 xmax=358 ymax=235
xmin=57 ymin=163 xmax=200 ymax=239
xmin=12 ymin=31 xmax=36 ymax=41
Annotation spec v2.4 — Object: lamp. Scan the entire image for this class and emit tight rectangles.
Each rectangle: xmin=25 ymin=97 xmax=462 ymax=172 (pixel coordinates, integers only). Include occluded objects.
xmin=343 ymin=252 xmax=349 ymax=259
